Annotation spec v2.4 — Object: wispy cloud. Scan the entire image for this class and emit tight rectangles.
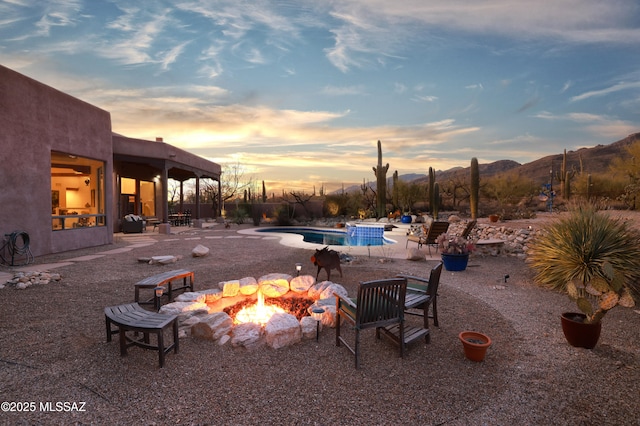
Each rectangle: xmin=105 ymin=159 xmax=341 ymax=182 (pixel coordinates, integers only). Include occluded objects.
xmin=466 ymin=83 xmax=484 ymax=90
xmin=413 ymin=95 xmax=439 ymax=103
xmin=34 ymin=0 xmax=83 ymax=36
xmin=100 ymin=5 xmax=175 ymax=65
xmin=534 ymin=110 xmax=637 ymax=140
xmin=570 ymin=81 xmax=640 ymax=102
xmin=159 ymin=41 xmax=190 ymax=70
xmin=322 ymin=85 xmax=366 ymax=96
xmin=516 ymin=96 xmax=540 ymax=113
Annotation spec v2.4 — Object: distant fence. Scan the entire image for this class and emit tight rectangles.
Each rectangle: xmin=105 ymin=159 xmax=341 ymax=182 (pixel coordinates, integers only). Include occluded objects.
xmin=178 ymin=200 xmax=324 ymax=221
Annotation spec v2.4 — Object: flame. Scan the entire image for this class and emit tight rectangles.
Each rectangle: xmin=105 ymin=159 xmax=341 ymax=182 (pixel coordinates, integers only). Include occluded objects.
xmin=234 ymin=289 xmax=286 ymax=326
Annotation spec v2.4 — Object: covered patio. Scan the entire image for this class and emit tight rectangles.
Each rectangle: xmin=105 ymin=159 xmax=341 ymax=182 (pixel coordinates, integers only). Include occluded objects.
xmin=112 ymin=135 xmax=221 ymax=233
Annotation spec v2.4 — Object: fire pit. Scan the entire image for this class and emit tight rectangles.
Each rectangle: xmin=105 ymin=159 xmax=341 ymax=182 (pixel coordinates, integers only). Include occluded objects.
xmin=159 ymin=273 xmax=347 ymax=349
xmin=225 ymin=289 xmax=314 ymax=325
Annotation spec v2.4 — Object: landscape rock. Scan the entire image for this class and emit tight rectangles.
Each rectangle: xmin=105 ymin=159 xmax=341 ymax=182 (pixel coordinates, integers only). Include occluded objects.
xmin=231 ymin=322 xmax=264 ymax=349
xmin=238 ymin=277 xmax=259 ymax=295
xmin=175 ymin=292 xmax=206 ymax=303
xmin=220 ymin=280 xmax=240 ymax=297
xmin=406 ymin=248 xmax=424 ymax=261
xmin=150 ymin=255 xmax=178 ymax=265
xmin=191 ymin=312 xmax=233 ymax=341
xmin=258 ymin=273 xmax=291 ymax=297
xmin=160 ymin=301 xmax=208 ymax=316
xmin=199 ymin=288 xmax=223 ymax=303
xmin=289 ymin=275 xmax=315 ymax=293
xmin=264 ymin=313 xmax=302 ymax=349
xmin=191 ymin=244 xmax=210 ymax=257
xmin=300 ymin=315 xmax=320 ymax=340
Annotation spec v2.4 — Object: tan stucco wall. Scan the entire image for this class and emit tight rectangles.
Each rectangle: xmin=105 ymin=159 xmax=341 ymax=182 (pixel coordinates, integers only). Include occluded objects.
xmin=0 ymin=65 xmax=114 ymax=257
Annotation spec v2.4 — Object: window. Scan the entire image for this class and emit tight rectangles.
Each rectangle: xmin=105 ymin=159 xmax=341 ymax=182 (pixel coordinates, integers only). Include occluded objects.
xmin=51 ymin=151 xmax=106 ymax=230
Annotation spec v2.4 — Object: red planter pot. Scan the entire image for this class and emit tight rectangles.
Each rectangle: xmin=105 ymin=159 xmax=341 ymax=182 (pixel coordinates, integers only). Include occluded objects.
xmin=459 ymin=331 xmax=492 ymax=362
xmin=560 ymin=312 xmax=601 ymax=349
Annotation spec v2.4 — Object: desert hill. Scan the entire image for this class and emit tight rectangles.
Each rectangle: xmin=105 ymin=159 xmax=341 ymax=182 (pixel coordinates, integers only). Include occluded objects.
xmin=336 ymin=132 xmax=640 ymax=194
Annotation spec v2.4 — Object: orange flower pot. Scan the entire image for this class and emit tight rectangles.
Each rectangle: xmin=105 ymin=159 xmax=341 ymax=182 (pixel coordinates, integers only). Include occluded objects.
xmin=459 ymin=331 xmax=492 ymax=362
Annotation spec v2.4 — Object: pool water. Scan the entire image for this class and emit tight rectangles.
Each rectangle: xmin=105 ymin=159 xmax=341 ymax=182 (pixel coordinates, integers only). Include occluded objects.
xmin=257 ymin=227 xmax=394 ymax=246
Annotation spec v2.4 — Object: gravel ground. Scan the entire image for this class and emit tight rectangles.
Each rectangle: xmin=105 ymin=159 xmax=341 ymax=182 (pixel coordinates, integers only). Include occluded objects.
xmin=0 ymin=219 xmax=639 ymax=425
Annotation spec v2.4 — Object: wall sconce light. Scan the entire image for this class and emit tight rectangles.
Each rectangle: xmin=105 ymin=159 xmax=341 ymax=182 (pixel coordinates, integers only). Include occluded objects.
xmin=84 ymin=178 xmax=90 ymax=186
xmin=295 ymin=263 xmax=302 ymax=276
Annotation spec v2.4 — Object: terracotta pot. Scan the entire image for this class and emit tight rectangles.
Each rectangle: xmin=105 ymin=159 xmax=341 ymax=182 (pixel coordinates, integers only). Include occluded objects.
xmin=488 ymin=214 xmax=500 ymax=223
xmin=459 ymin=331 xmax=491 ymax=362
xmin=560 ymin=312 xmax=601 ymax=349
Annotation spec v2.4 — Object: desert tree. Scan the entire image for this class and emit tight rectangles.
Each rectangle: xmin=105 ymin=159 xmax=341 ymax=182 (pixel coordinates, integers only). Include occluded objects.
xmin=200 ymin=162 xmax=253 ymax=215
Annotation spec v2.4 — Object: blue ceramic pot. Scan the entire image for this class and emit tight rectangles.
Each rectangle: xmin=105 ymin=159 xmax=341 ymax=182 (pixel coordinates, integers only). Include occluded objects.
xmin=441 ymin=253 xmax=469 ymax=271
xmin=401 ymin=215 xmax=412 ymax=224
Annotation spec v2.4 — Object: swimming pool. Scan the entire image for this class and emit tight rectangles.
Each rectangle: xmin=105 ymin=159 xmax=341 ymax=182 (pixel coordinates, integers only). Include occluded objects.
xmin=257 ymin=226 xmax=395 ymax=246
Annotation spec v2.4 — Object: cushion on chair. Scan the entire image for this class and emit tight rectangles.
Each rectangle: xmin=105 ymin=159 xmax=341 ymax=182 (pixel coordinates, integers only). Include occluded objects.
xmin=407 ymin=283 xmax=428 ymax=293
xmin=338 ymin=297 xmax=357 ymax=319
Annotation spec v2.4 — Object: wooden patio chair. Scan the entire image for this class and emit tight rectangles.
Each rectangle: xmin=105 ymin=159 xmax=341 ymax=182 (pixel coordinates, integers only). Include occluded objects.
xmin=460 ymin=220 xmax=477 ymax=239
xmin=335 ymin=277 xmax=407 ymax=369
xmin=396 ymin=261 xmax=444 ymax=343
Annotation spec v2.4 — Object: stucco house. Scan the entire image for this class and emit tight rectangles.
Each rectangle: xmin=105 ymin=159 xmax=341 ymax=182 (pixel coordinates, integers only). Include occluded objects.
xmin=0 ymin=65 xmax=221 ymax=259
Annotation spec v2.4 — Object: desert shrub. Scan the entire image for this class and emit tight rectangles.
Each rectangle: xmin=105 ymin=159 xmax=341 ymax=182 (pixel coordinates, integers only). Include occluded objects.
xmin=273 ymin=203 xmax=292 ymax=226
xmin=232 ymin=204 xmax=249 ymax=224
xmin=527 ymin=204 xmax=640 ymax=301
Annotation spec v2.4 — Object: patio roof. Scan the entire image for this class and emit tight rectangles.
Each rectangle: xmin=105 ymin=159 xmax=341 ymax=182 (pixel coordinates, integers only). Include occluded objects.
xmin=112 ymin=134 xmax=221 ymax=181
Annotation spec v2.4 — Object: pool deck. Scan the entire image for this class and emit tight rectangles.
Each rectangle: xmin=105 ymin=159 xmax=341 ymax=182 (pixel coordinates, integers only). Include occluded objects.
xmin=0 ymin=222 xmax=429 ymax=285
xmin=238 ymin=223 xmax=430 ymax=260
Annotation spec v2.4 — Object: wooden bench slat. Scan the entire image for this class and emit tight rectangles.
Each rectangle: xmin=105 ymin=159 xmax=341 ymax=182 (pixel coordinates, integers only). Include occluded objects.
xmin=134 ymin=269 xmax=195 ymax=307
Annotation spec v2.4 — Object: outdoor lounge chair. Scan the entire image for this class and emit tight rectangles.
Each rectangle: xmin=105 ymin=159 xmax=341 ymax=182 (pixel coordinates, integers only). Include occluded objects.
xmin=406 ymin=221 xmax=450 ymax=255
xmin=335 ymin=278 xmax=407 ymax=369
xmin=460 ymin=220 xmax=477 ymax=239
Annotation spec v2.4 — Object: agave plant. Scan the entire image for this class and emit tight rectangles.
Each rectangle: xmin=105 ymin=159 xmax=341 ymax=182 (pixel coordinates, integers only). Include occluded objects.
xmin=527 ymin=205 xmax=640 ymax=323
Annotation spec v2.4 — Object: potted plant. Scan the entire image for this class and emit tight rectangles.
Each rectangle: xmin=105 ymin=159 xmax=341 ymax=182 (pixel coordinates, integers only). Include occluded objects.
xmin=459 ymin=331 xmax=491 ymax=362
xmin=437 ymin=233 xmax=475 ymax=271
xmin=527 ymin=205 xmax=640 ymax=348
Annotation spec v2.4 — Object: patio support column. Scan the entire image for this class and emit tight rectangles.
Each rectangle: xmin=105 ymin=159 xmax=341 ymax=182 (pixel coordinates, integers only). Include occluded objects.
xmin=159 ymin=167 xmax=171 ymax=234
xmin=179 ymin=180 xmax=184 ymax=213
xmin=218 ymin=178 xmax=222 ymax=218
xmin=195 ymin=176 xmax=201 ymax=220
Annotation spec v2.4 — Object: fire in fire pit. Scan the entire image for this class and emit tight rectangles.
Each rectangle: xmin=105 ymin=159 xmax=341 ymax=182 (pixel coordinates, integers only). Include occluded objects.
xmin=233 ymin=289 xmax=285 ymax=326
xmin=224 ymin=289 xmax=315 ymax=326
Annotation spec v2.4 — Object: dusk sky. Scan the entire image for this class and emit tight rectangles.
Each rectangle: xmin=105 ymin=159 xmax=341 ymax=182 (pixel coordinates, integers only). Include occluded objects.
xmin=2 ymin=1 xmax=640 ymax=193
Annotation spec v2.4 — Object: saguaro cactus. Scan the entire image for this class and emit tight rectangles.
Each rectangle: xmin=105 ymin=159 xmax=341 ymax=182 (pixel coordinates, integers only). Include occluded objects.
xmin=372 ymin=140 xmax=389 ymax=218
xmin=432 ymin=182 xmax=440 ymax=219
xmin=428 ymin=167 xmax=435 ymax=216
xmin=262 ymin=180 xmax=267 ymax=202
xmin=556 ymin=149 xmax=576 ymax=199
xmin=392 ymin=170 xmax=399 ymax=210
xmin=470 ymin=157 xmax=479 ymax=219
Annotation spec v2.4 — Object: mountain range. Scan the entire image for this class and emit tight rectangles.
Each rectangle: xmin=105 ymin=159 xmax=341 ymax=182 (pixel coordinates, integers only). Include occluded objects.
xmin=337 ymin=132 xmax=640 ymax=194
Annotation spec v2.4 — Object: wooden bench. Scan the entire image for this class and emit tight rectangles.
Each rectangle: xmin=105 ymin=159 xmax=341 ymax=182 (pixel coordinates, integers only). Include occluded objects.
xmin=104 ymin=303 xmax=179 ymax=367
xmin=134 ymin=269 xmax=195 ymax=308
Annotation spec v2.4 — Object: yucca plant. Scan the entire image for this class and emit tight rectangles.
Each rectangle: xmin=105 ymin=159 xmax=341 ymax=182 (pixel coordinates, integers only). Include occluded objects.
xmin=527 ymin=205 xmax=640 ymax=324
